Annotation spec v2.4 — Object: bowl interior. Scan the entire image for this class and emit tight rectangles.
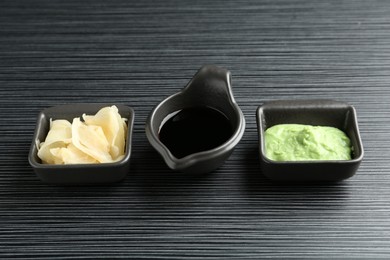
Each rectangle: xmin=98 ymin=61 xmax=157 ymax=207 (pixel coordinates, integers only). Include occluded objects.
xmin=29 ymin=103 xmax=134 ymax=168
xmin=258 ymin=100 xmax=364 ymax=162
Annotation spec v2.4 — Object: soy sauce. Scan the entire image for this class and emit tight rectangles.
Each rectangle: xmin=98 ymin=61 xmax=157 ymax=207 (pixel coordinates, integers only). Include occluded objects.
xmin=159 ymin=106 xmax=233 ymax=159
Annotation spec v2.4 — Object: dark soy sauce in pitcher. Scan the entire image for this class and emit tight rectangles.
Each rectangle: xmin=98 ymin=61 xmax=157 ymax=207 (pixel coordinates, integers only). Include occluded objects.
xmin=159 ymin=106 xmax=233 ymax=159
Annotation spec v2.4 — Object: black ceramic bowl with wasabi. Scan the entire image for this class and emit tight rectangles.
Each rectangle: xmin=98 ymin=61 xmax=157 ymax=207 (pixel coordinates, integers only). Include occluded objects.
xmin=28 ymin=103 xmax=134 ymax=185
xmin=256 ymin=100 xmax=364 ymax=182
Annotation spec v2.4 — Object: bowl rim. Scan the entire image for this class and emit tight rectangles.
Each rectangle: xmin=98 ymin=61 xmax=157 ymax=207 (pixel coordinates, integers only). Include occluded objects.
xmin=256 ymin=99 xmax=364 ymax=165
xmin=28 ymin=103 xmax=134 ymax=170
xmin=145 ymin=91 xmax=246 ymax=171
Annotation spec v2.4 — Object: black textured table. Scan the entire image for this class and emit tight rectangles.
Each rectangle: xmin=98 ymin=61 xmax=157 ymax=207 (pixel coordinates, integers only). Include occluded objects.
xmin=1 ymin=0 xmax=390 ymax=258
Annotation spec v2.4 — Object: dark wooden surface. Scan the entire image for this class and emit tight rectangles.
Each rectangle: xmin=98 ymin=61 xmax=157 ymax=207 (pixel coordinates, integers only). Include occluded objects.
xmin=1 ymin=0 xmax=390 ymax=258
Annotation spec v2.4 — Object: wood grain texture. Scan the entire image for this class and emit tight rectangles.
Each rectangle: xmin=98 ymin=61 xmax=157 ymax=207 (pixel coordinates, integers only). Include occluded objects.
xmin=1 ymin=0 xmax=390 ymax=258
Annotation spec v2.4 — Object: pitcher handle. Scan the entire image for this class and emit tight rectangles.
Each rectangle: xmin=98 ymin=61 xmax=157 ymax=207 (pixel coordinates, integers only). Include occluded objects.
xmin=183 ymin=65 xmax=236 ymax=104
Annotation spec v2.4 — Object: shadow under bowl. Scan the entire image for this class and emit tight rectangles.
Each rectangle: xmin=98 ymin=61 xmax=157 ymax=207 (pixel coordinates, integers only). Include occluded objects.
xmin=28 ymin=103 xmax=134 ymax=185
xmin=256 ymin=99 xmax=364 ymax=182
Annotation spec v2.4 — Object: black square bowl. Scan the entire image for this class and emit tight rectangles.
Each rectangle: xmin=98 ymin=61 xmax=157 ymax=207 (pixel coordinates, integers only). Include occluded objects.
xmin=28 ymin=104 xmax=134 ymax=185
xmin=256 ymin=100 xmax=364 ymax=182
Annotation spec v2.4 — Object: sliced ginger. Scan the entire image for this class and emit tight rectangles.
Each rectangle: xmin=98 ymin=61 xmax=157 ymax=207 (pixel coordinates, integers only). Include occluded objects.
xmin=37 ymin=106 xmax=127 ymax=164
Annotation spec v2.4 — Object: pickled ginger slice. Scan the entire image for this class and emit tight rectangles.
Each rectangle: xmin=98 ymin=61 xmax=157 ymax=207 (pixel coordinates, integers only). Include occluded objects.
xmin=71 ymin=117 xmax=113 ymax=163
xmin=40 ymin=119 xmax=72 ymax=147
xmin=37 ymin=119 xmax=72 ymax=164
xmin=82 ymin=105 xmax=126 ymax=160
xmin=50 ymin=144 xmax=98 ymax=164
xmin=38 ymin=140 xmax=67 ymax=164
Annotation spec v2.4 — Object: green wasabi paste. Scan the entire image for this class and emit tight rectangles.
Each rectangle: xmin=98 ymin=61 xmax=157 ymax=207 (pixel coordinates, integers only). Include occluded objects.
xmin=264 ymin=124 xmax=352 ymax=161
